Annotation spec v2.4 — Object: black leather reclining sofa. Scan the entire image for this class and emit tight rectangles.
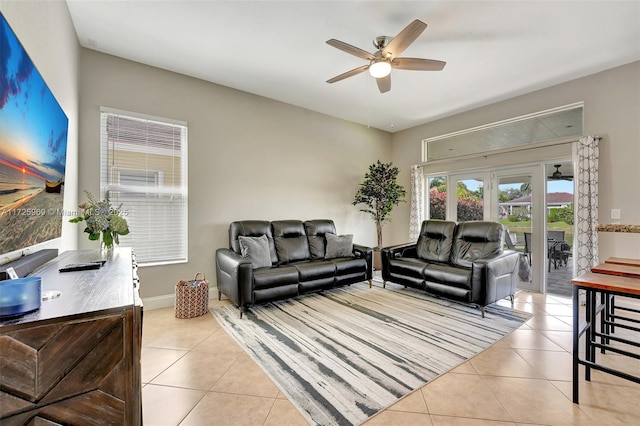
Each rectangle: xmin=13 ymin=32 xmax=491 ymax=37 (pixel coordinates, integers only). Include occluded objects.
xmin=216 ymin=219 xmax=372 ymax=317
xmin=381 ymin=220 xmax=519 ymax=316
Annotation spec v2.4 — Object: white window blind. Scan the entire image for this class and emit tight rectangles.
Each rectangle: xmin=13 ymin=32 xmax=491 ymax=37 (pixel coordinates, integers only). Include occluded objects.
xmin=100 ymin=108 xmax=188 ymax=266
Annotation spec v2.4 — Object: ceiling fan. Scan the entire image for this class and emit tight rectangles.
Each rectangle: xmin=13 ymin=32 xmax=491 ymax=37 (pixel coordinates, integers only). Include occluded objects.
xmin=548 ymin=164 xmax=574 ymax=181
xmin=325 ymin=19 xmax=446 ymax=93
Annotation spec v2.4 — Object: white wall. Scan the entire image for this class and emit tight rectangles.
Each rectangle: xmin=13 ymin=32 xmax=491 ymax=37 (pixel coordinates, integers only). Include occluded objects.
xmin=389 ymin=61 xmax=640 ymax=261
xmin=0 ymin=0 xmax=80 ymax=254
xmin=78 ymin=49 xmax=392 ymax=299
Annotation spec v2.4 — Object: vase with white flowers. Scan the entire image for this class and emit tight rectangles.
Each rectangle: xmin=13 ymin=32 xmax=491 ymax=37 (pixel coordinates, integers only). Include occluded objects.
xmin=70 ymin=191 xmax=129 ymax=250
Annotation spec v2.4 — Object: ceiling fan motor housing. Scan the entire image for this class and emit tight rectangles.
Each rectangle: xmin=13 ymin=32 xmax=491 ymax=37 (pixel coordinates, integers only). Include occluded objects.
xmin=373 ymin=36 xmax=390 ymax=50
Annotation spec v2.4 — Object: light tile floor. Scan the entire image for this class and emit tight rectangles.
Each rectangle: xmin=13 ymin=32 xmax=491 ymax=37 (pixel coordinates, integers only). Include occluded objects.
xmin=142 ymin=287 xmax=640 ymax=425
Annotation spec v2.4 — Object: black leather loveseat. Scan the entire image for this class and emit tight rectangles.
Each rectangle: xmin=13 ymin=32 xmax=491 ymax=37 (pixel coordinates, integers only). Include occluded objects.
xmin=381 ymin=220 xmax=519 ymax=316
xmin=216 ymin=219 xmax=372 ymax=317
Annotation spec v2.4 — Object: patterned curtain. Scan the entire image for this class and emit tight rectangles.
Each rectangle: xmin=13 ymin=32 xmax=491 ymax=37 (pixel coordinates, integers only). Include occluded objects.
xmin=408 ymin=165 xmax=424 ymax=242
xmin=575 ymin=135 xmax=599 ymax=277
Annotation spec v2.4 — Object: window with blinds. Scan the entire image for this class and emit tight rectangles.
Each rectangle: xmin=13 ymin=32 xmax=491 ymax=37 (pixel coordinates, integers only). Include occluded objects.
xmin=100 ymin=108 xmax=188 ymax=266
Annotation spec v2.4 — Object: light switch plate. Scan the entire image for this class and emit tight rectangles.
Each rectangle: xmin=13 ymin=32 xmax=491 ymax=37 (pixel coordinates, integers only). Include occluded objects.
xmin=611 ymin=209 xmax=621 ymax=220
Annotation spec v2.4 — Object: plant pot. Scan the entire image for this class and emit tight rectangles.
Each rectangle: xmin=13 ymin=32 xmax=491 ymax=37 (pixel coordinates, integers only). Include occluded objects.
xmin=373 ymin=251 xmax=382 ymax=272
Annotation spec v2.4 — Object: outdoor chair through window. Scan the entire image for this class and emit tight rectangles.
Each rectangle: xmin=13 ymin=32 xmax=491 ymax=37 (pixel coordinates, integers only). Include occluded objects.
xmin=547 ymin=230 xmax=571 ymax=272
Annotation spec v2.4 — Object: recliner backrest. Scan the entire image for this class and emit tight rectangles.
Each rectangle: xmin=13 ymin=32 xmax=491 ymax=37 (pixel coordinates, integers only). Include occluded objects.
xmin=272 ymin=220 xmax=311 ymax=264
xmin=416 ymin=220 xmax=456 ymax=262
xmin=304 ymin=219 xmax=337 ymax=260
xmin=451 ymin=221 xmax=504 ymax=268
xmin=229 ymin=220 xmax=278 ymax=265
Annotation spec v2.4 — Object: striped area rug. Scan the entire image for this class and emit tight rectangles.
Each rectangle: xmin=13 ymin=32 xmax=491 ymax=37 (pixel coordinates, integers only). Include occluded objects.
xmin=212 ymin=282 xmax=530 ymax=426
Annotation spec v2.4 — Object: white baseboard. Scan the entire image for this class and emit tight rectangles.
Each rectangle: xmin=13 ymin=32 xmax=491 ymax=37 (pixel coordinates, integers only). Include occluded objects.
xmin=142 ymin=286 xmax=218 ymax=311
xmin=142 ymin=294 xmax=175 ymax=310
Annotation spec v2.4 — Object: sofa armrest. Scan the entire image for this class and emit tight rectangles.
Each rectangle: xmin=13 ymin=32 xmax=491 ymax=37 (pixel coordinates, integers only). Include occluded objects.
xmin=471 ymin=250 xmax=520 ymax=305
xmin=353 ymin=244 xmax=373 ymax=280
xmin=215 ymin=248 xmax=254 ymax=309
xmin=381 ymin=243 xmax=418 ymax=280
xmin=382 ymin=242 xmax=418 ymax=258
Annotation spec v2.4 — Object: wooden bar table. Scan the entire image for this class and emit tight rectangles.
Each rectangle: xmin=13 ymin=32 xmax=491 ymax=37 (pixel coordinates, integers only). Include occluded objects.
xmin=572 ymin=270 xmax=640 ymax=404
xmin=592 ymin=262 xmax=640 ymax=278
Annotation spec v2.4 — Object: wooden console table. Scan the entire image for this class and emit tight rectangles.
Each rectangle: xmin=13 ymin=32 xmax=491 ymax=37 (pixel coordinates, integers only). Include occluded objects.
xmin=572 ymin=262 xmax=640 ymax=404
xmin=0 ymin=248 xmax=142 ymax=425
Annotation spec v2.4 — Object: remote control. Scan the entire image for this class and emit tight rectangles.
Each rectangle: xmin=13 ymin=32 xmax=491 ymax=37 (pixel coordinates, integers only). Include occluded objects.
xmin=59 ymin=263 xmax=102 ymax=272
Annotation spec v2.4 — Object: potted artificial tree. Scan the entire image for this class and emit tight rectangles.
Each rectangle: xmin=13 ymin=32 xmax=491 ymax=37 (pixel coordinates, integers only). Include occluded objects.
xmin=353 ymin=160 xmax=406 ymax=270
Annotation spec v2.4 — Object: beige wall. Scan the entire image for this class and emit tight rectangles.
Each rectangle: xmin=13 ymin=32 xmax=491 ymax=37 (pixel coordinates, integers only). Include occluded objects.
xmin=0 ymin=0 xmax=80 ymax=253
xmin=389 ymin=61 xmax=640 ymax=261
xmin=79 ymin=49 xmax=392 ymax=299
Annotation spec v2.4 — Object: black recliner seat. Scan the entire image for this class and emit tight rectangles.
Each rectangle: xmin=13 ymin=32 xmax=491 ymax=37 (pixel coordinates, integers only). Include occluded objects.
xmin=381 ymin=220 xmax=519 ymax=316
xmin=216 ymin=219 xmax=372 ymax=317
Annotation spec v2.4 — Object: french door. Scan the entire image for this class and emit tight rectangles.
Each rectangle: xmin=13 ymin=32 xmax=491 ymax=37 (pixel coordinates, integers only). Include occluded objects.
xmin=490 ymin=167 xmax=545 ymax=292
xmin=436 ymin=166 xmax=546 ymax=292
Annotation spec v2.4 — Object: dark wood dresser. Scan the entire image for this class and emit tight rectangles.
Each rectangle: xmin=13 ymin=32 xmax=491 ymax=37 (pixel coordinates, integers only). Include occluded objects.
xmin=0 ymin=248 xmax=142 ymax=425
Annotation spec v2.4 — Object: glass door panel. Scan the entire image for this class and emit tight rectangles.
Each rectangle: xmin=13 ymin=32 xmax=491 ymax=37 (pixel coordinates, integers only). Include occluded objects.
xmin=450 ymin=175 xmax=486 ymax=222
xmin=427 ymin=176 xmax=447 ymax=220
xmin=495 ymin=172 xmax=533 ymax=289
xmin=545 ymin=161 xmax=575 ymax=297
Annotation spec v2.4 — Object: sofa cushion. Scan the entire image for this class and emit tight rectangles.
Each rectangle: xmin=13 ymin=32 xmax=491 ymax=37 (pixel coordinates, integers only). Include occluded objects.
xmin=450 ymin=221 xmax=504 ymax=268
xmin=304 ymin=219 xmax=337 ymax=260
xmin=229 ymin=220 xmax=278 ymax=265
xmin=253 ymin=265 xmax=299 ymax=290
xmin=293 ymin=260 xmax=336 ymax=281
xmin=332 ymin=257 xmax=367 ymax=275
xmin=422 ymin=262 xmax=471 ymax=289
xmin=325 ymin=233 xmax=355 ymax=259
xmin=416 ymin=220 xmax=456 ymax=263
xmin=388 ymin=257 xmax=428 ymax=279
xmin=238 ymin=235 xmax=272 ymax=269
xmin=272 ymin=220 xmax=311 ymax=264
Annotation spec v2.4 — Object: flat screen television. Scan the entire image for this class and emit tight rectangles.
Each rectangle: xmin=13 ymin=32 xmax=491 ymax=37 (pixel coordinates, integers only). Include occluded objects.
xmin=0 ymin=12 xmax=69 ymax=266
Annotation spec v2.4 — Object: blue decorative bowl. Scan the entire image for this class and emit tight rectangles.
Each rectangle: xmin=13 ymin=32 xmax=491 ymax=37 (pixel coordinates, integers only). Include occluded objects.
xmin=0 ymin=277 xmax=42 ymax=317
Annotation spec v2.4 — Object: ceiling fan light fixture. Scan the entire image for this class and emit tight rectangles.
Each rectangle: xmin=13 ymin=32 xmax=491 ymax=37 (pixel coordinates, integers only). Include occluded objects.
xmin=369 ymin=60 xmax=391 ymax=78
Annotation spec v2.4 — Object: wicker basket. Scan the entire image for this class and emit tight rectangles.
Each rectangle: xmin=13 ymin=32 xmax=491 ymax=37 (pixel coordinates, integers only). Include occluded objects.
xmin=175 ymin=272 xmax=209 ymax=319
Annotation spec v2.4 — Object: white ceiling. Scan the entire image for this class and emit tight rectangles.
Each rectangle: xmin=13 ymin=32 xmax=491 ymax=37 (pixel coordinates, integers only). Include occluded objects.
xmin=65 ymin=1 xmax=640 ymax=133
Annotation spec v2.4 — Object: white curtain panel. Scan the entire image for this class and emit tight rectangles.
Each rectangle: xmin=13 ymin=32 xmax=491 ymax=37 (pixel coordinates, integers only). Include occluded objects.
xmin=409 ymin=165 xmax=424 ymax=242
xmin=575 ymin=135 xmax=600 ymax=278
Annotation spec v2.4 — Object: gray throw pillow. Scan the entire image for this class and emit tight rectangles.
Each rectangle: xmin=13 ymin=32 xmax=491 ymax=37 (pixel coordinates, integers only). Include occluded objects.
xmin=325 ymin=233 xmax=354 ymax=259
xmin=238 ymin=235 xmax=272 ymax=268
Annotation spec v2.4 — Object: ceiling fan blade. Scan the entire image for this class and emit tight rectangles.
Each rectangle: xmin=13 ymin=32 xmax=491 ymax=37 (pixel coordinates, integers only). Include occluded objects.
xmin=392 ymin=57 xmax=446 ymax=71
xmin=382 ymin=19 xmax=427 ymax=58
xmin=326 ymin=65 xmax=370 ymax=83
xmin=326 ymin=39 xmax=375 ymax=61
xmin=376 ymin=74 xmax=391 ymax=93
xmin=548 ymin=174 xmax=573 ymax=181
